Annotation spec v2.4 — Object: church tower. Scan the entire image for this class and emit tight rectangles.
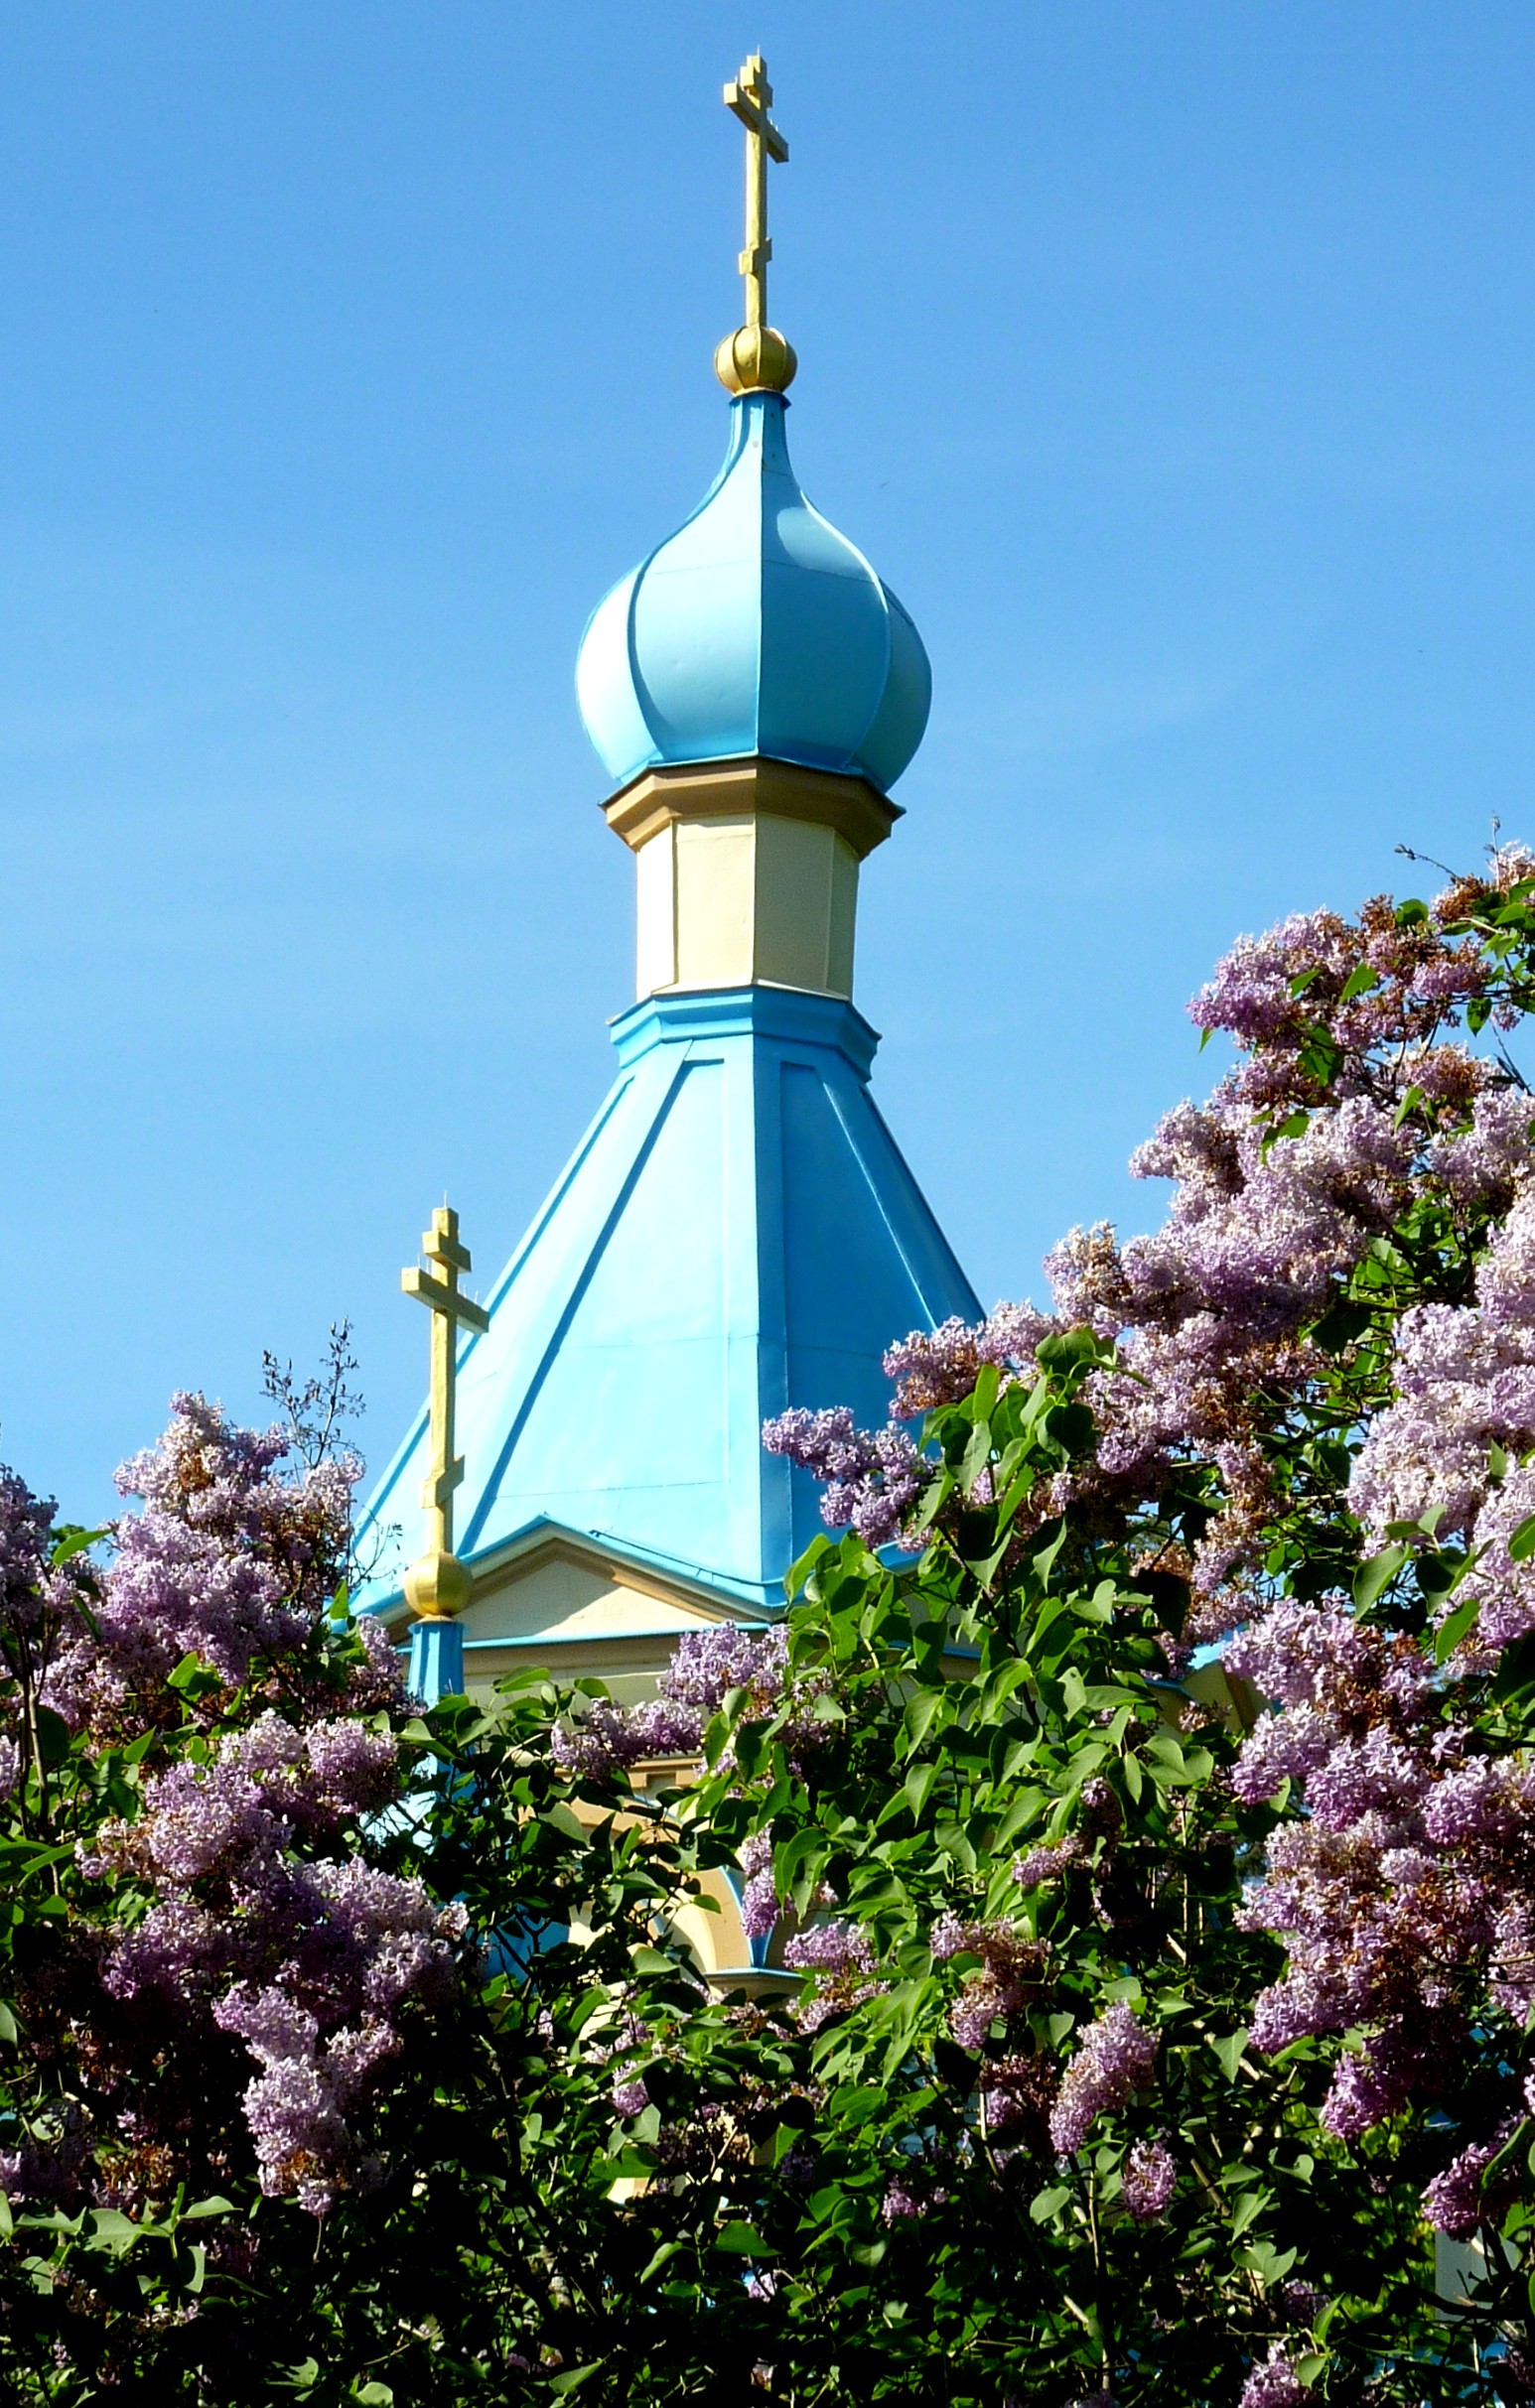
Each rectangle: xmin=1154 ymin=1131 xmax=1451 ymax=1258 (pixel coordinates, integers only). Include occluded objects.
xmin=355 ymin=59 xmax=980 ymax=1729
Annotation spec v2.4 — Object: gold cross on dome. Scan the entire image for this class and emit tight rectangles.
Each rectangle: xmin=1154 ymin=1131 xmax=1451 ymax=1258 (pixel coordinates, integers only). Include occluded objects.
xmin=402 ymin=1202 xmax=489 ymax=1564
xmin=725 ymin=52 xmax=788 ymax=332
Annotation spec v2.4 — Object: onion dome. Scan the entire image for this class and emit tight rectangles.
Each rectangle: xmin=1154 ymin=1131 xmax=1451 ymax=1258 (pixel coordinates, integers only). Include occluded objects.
xmin=575 ymin=391 xmax=931 ymax=797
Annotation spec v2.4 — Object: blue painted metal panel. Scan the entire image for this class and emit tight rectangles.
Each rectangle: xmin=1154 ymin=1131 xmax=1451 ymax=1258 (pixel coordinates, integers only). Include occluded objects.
xmin=407 ymin=1618 xmax=464 ymax=1705
xmin=574 ymin=394 xmax=931 ymax=796
xmin=355 ymin=989 xmax=980 ymax=1619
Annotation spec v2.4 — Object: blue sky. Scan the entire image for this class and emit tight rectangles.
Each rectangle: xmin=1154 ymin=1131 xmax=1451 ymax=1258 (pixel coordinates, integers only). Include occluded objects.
xmin=5 ymin=2 xmax=1535 ymax=1521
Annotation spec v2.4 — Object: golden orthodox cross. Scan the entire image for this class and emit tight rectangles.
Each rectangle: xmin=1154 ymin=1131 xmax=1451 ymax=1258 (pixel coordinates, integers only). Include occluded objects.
xmin=402 ymin=1203 xmax=489 ymax=1565
xmin=724 ymin=53 xmax=788 ymax=333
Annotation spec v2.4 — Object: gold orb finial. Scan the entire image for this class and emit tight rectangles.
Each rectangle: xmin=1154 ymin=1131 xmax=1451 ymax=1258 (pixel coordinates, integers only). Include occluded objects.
xmin=714 ymin=324 xmax=797 ymax=396
xmin=402 ymin=1548 xmax=474 ymax=1621
xmin=717 ymin=54 xmax=795 ymax=394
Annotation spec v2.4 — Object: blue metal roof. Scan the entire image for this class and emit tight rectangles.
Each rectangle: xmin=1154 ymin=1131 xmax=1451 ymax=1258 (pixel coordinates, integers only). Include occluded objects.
xmin=355 ymin=988 xmax=979 ymax=1616
xmin=575 ymin=392 xmax=931 ymax=798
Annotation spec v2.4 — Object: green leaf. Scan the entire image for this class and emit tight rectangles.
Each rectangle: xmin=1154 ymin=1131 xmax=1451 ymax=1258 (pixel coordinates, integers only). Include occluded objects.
xmin=902 ymin=1690 xmax=945 ymax=1754
xmin=1044 ymin=1401 xmax=1095 ymax=1455
xmin=50 ymin=1525 xmax=106 ymax=1568
xmin=829 ymin=2084 xmax=887 ymax=2124
xmin=353 ymin=2387 xmax=394 ymax=2406
xmin=1509 ymin=1512 xmax=1535 ymax=1562
xmin=1036 ymin=1327 xmax=1108 ymax=1372
xmin=712 ymin=2219 xmax=772 ymax=2255
xmin=166 ymin=1653 xmax=223 ymax=1700
xmin=1208 ymin=2029 xmax=1249 ymax=2080
xmin=549 ymin=2371 xmax=603 ymax=2398
xmin=628 ymin=1946 xmax=677 ymax=1976
xmin=783 ymin=1532 xmax=834 ymax=1600
xmin=1339 ymin=963 xmax=1380 ymax=1002
xmin=86 ymin=2208 xmax=141 ymax=2255
xmin=592 ymin=2147 xmax=657 ymax=2184
xmin=32 ymin=1707 xmax=71 ymax=1767
xmin=958 ymin=1418 xmax=993 ymax=1493
xmin=1353 ymin=1544 xmax=1408 ymax=1611
xmin=1030 ymin=2183 xmax=1072 ymax=2222
xmin=0 ymin=2003 xmax=18 ymax=2046
xmin=934 ymin=1818 xmax=978 ymax=1875
xmin=1434 ymin=1594 xmax=1481 ymax=1663
xmin=903 ymin=1762 xmax=939 ymax=1820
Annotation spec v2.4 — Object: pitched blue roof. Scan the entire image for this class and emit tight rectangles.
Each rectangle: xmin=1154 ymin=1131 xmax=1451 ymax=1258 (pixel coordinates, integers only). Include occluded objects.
xmin=355 ymin=989 xmax=979 ymax=1615
xmin=575 ymin=392 xmax=931 ymax=798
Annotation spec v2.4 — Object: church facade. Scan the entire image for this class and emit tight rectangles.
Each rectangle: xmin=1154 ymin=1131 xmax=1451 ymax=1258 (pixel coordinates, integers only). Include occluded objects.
xmin=354 ymin=57 xmax=981 ymax=1973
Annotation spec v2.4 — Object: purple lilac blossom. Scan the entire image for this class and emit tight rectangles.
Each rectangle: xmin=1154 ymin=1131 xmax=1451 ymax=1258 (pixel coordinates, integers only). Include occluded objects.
xmin=1120 ymin=2135 xmax=1177 ymax=2221
xmin=1048 ymin=2005 xmax=1158 ymax=2156
xmin=782 ymin=1921 xmax=885 ymax=2034
xmin=880 ymin=2180 xmax=949 ymax=2223
xmin=1421 ymin=2128 xmax=1512 ymax=2238
xmin=929 ymin=1916 xmax=1046 ymax=2050
xmin=761 ymin=1407 xmax=923 ymax=1547
xmin=1238 ymin=2346 xmax=1309 ymax=2408
xmin=1014 ymin=1838 xmax=1084 ymax=1889
xmin=739 ymin=1829 xmax=778 ymax=1941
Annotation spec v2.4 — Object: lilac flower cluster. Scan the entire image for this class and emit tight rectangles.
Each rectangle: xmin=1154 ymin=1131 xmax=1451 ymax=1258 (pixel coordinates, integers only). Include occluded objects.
xmin=930 ymin=1914 xmax=1047 ymax=2050
xmin=781 ymin=1920 xmax=886 ymax=2034
xmin=760 ymin=1406 xmax=923 ymax=1549
xmin=1348 ymin=1196 xmax=1535 ymax=1654
xmin=880 ymin=2178 xmax=950 ymax=2224
xmin=1237 ymin=2344 xmax=1310 ymax=2408
xmin=739 ymin=1828 xmax=778 ymax=1942
xmin=1120 ymin=2134 xmax=1177 ymax=2222
xmin=1420 ymin=2126 xmax=1516 ymax=2241
xmin=1014 ymin=1837 xmax=1083 ymax=1890
xmin=36 ymin=1395 xmax=385 ymax=1743
xmin=552 ymin=1623 xmax=793 ymax=1780
xmin=1047 ymin=2005 xmax=1158 ymax=2156
xmin=883 ymin=1304 xmax=1057 ymax=1417
xmin=88 ymin=1709 xmax=462 ymax=2213
xmin=0 ymin=1395 xmax=440 ymax=2230
xmin=1227 ymin=1595 xmax=1535 ymax=2197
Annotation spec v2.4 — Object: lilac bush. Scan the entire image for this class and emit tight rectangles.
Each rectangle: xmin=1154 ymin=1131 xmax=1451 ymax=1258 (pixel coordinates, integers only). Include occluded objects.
xmin=14 ymin=850 xmax=1535 ymax=2405
xmin=0 ymin=1382 xmax=467 ymax=2271
xmin=718 ymin=848 xmax=1535 ymax=2401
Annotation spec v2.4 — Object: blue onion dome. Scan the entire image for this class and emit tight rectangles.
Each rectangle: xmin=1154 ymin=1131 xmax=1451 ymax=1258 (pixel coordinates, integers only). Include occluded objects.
xmin=576 ymin=391 xmax=931 ymax=796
